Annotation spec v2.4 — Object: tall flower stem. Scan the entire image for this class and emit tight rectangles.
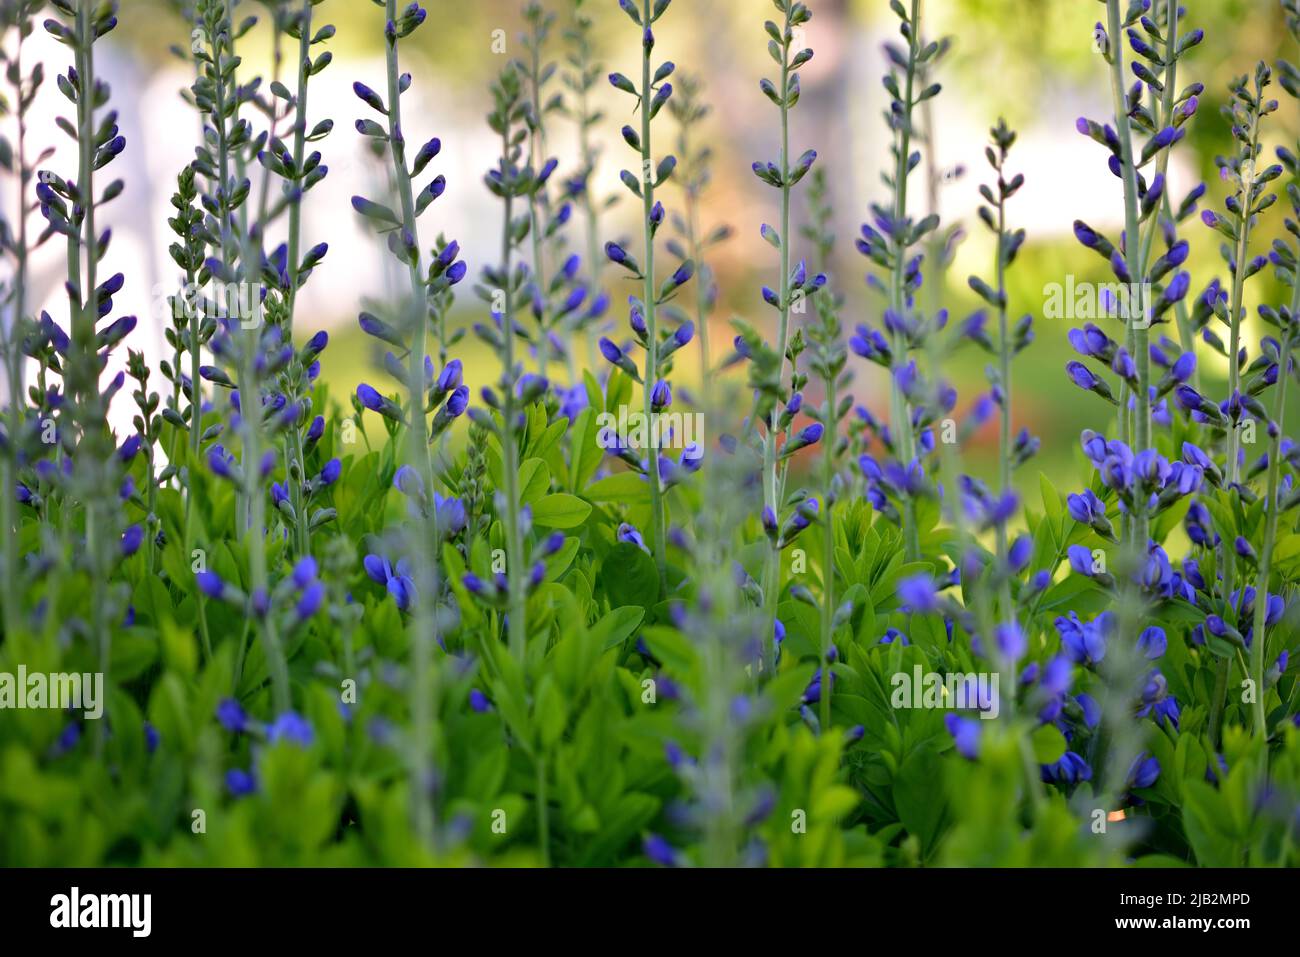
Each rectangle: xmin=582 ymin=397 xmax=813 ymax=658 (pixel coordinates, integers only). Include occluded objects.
xmin=72 ymin=0 xmax=109 ymax=697
xmin=1208 ymin=102 xmax=1264 ymax=745
xmin=1 ymin=12 xmax=34 ymax=640
xmin=638 ymin=0 xmax=668 ymax=590
xmin=198 ymin=2 xmax=289 ymax=712
xmin=804 ymin=167 xmax=842 ymax=730
xmin=523 ymin=4 xmax=552 ymax=379
xmin=1138 ymin=2 xmax=1202 ymax=392
xmin=490 ymin=105 xmax=529 ymax=664
xmin=564 ymin=1 xmax=604 ymax=372
xmin=889 ymin=0 xmax=922 ymax=561
xmin=1225 ymin=115 xmax=1262 ymax=491
xmin=1106 ymin=0 xmax=1148 ymax=550
xmin=980 ymin=120 xmax=1022 ymax=623
xmin=1250 ymin=328 xmax=1293 ymax=736
xmin=380 ymin=0 xmax=442 ymax=850
xmin=760 ymin=15 xmax=796 ymax=646
xmin=282 ymin=0 xmax=315 ymax=558
xmin=670 ymin=75 xmax=718 ymax=402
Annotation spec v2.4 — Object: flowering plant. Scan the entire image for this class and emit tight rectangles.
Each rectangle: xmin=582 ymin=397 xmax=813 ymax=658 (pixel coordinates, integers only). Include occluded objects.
xmin=0 ymin=0 xmax=1296 ymax=871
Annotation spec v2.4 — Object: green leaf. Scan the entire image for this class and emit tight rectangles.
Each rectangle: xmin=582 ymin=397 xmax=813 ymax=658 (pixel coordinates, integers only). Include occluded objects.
xmin=601 ymin=542 xmax=660 ymax=609
xmin=591 ymin=606 xmax=645 ymax=651
xmin=1039 ymin=472 xmax=1062 ymax=531
xmin=585 ymin=471 xmax=650 ymax=504
xmin=1030 ymin=724 xmax=1067 ymax=764
xmin=531 ymin=493 xmax=592 ymax=528
xmin=566 ymin=408 xmax=603 ymax=492
xmin=518 ymin=458 xmax=551 ymax=505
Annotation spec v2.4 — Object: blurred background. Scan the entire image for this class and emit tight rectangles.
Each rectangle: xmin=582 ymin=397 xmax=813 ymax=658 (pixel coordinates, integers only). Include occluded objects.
xmin=2 ymin=0 xmax=1296 ymax=496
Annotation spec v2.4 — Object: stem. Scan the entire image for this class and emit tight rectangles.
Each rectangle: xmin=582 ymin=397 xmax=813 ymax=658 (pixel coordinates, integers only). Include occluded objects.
xmin=283 ymin=0 xmax=313 ymax=557
xmin=680 ymin=117 xmax=711 ymax=401
xmin=640 ymin=0 xmax=667 ymax=591
xmin=1209 ymin=110 xmax=1263 ymax=746
xmin=284 ymin=0 xmax=312 ymax=336
xmin=761 ymin=9 xmax=797 ymax=662
xmin=994 ymin=181 xmax=1014 ymax=623
xmin=573 ymin=21 xmax=603 ymax=374
xmin=890 ymin=0 xmax=921 ymax=561
xmin=1106 ymin=0 xmax=1147 ymax=460
xmin=1249 ymin=306 xmax=1296 ymax=736
xmin=1226 ymin=113 xmax=1262 ymax=488
xmin=384 ymin=0 xmax=440 ymax=851
xmin=2 ymin=26 xmax=31 ymax=639
xmin=526 ymin=23 xmax=550 ymax=380
xmin=72 ymin=0 xmax=110 ymax=740
xmin=819 ymin=372 xmax=836 ymax=730
xmin=498 ymin=130 xmax=528 ymax=664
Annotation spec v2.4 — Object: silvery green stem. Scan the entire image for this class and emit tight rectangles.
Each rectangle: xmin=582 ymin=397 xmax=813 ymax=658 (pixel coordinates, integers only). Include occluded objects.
xmin=677 ymin=109 xmax=712 ymax=398
xmin=1140 ymin=2 xmax=1201 ymax=392
xmin=496 ymin=127 xmax=528 ymax=665
xmin=284 ymin=0 xmax=313 ymax=335
xmin=73 ymin=0 xmax=110 ymax=702
xmin=1250 ymin=329 xmax=1291 ymax=736
xmin=202 ymin=3 xmax=288 ymax=712
xmin=383 ymin=0 xmax=440 ymax=850
xmin=890 ymin=0 xmax=921 ymax=561
xmin=760 ymin=0 xmax=798 ymax=662
xmin=283 ymin=0 xmax=314 ymax=557
xmin=1106 ymin=1 xmax=1147 ymax=535
xmin=1 ymin=18 xmax=32 ymax=640
xmin=566 ymin=2 xmax=603 ymax=372
xmin=994 ymin=189 xmax=1013 ymax=625
xmin=640 ymin=0 xmax=667 ymax=590
xmin=525 ymin=14 xmax=552 ymax=380
xmin=819 ymin=369 xmax=835 ymax=729
xmin=1226 ymin=114 xmax=1262 ymax=489
xmin=1209 ymin=109 xmax=1262 ymax=746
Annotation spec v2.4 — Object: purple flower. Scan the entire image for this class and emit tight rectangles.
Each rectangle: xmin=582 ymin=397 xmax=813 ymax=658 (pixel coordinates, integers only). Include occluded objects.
xmin=225 ymin=768 xmax=257 ymax=797
xmin=650 ymin=379 xmax=672 ymax=411
xmin=1042 ymin=751 xmax=1092 ymax=785
xmin=618 ymin=523 xmax=648 ymax=552
xmin=898 ymin=574 xmax=938 ymax=613
xmin=318 ymin=458 xmax=342 ymax=486
xmin=1067 ymin=544 xmax=1095 ymax=577
xmin=995 ymin=621 xmax=1027 ymax=661
xmin=296 ymin=581 xmax=325 ymax=620
xmin=944 ymin=713 xmax=981 ymax=760
xmin=1056 ymin=611 xmax=1110 ymax=665
xmin=196 ymin=571 xmax=225 ymax=600
xmin=393 ymin=464 xmax=425 ymax=499
xmin=1137 ymin=625 xmax=1167 ymax=660
xmin=643 ymin=833 xmax=680 ymax=867
xmin=1066 ymin=489 xmax=1103 ymax=524
xmin=436 ymin=358 xmax=463 ymax=392
xmin=217 ymin=698 xmax=249 ymax=734
xmin=1066 ymin=360 xmax=1099 ymax=391
xmin=120 ymin=524 xmax=144 ymax=557
xmin=267 ymin=711 xmax=314 ymax=747
xmin=1127 ymin=753 xmax=1161 ymax=790
xmin=446 ymin=385 xmax=469 ymax=416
